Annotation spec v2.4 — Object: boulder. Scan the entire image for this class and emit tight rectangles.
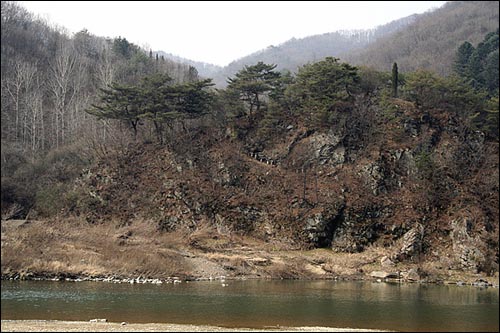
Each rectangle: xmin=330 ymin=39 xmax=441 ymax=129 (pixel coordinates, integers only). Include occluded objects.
xmin=380 ymin=256 xmax=395 ymax=267
xmin=394 ymin=223 xmax=424 ymax=261
xmin=401 ymin=268 xmax=420 ymax=281
xmin=370 ymin=271 xmax=399 ymax=279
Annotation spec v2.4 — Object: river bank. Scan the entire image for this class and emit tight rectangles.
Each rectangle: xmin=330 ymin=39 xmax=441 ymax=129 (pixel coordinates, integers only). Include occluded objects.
xmin=1 ymin=320 xmax=389 ymax=332
xmin=1 ymin=218 xmax=499 ymax=287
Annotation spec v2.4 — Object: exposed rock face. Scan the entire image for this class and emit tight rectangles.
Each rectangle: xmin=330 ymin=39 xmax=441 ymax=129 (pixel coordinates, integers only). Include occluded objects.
xmin=450 ymin=217 xmax=486 ymax=272
xmin=394 ymin=223 xmax=425 ymax=261
xmin=66 ymin=102 xmax=497 ymax=276
xmin=393 ymin=149 xmax=417 ymax=177
xmin=380 ymin=256 xmax=395 ymax=267
xmin=304 ymin=204 xmax=345 ymax=248
xmin=310 ymin=131 xmax=345 ymax=166
xmin=359 ymin=162 xmax=386 ymax=195
xmin=403 ymin=118 xmax=420 ymax=137
xmin=331 ymin=206 xmax=391 ymax=253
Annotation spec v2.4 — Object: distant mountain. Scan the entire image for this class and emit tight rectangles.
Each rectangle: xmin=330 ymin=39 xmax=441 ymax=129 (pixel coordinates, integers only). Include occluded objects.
xmin=208 ymin=14 xmax=418 ymax=86
xmin=155 ymin=1 xmax=498 ymax=86
xmin=153 ymin=51 xmax=222 ymax=79
xmin=345 ymin=1 xmax=500 ymax=75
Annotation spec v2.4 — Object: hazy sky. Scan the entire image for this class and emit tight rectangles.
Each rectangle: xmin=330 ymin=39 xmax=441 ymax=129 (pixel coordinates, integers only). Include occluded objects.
xmin=19 ymin=1 xmax=447 ymax=66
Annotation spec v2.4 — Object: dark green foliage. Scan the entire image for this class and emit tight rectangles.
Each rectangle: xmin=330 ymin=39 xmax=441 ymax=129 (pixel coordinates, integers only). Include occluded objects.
xmin=483 ymin=50 xmax=499 ymax=94
xmin=403 ymin=70 xmax=484 ymax=116
xmin=186 ymin=66 xmax=199 ymax=82
xmin=481 ymin=95 xmax=499 ymax=140
xmin=454 ymin=29 xmax=499 ymax=95
xmin=392 ymin=62 xmax=398 ymax=97
xmin=453 ymin=41 xmax=475 ymax=77
xmin=452 ymin=30 xmax=499 ymax=139
xmin=87 ymin=83 xmax=144 ymax=137
xmin=113 ymin=36 xmax=134 ymax=59
xmin=227 ymin=62 xmax=281 ymax=114
xmin=287 ymin=57 xmax=360 ymax=127
xmin=358 ymin=66 xmax=390 ymax=96
xmin=87 ymin=74 xmax=214 ymax=142
xmin=177 ymin=79 xmax=215 ymax=119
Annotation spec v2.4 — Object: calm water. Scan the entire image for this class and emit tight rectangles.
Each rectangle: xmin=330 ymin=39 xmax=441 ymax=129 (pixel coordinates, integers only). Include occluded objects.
xmin=1 ymin=280 xmax=498 ymax=332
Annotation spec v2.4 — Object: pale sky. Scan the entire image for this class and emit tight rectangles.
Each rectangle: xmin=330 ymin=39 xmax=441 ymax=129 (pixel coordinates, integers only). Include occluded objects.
xmin=19 ymin=1 xmax=447 ymax=67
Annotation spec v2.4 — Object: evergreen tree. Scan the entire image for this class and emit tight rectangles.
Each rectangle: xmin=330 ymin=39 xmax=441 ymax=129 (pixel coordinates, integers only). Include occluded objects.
xmin=453 ymin=30 xmax=499 ymax=94
xmin=186 ymin=66 xmax=199 ymax=82
xmin=227 ymin=62 xmax=281 ymax=115
xmin=453 ymin=41 xmax=475 ymax=77
xmin=288 ymin=57 xmax=359 ymax=126
xmin=87 ymin=83 xmax=143 ymax=138
xmin=86 ymin=74 xmax=214 ymax=142
xmin=392 ymin=62 xmax=399 ymax=97
xmin=483 ymin=50 xmax=499 ymax=94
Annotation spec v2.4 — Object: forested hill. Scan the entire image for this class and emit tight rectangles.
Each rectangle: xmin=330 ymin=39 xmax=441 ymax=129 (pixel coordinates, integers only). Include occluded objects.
xmin=153 ymin=51 xmax=222 ymax=80
xmin=1 ymin=1 xmax=498 ymax=283
xmin=345 ymin=1 xmax=500 ymax=75
xmin=191 ymin=1 xmax=498 ymax=86
xmin=206 ymin=14 xmax=418 ymax=86
xmin=0 ymin=1 xmax=196 ymax=161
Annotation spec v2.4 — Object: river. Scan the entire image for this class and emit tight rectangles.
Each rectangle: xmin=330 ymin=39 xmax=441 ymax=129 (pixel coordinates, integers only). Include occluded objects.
xmin=1 ymin=280 xmax=498 ymax=332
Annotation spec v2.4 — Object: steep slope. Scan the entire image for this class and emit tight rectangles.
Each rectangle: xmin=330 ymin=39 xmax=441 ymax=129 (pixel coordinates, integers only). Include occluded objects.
xmin=346 ymin=1 xmax=500 ymax=74
xmin=58 ymin=94 xmax=499 ymax=276
xmin=4 ymin=95 xmax=497 ymax=283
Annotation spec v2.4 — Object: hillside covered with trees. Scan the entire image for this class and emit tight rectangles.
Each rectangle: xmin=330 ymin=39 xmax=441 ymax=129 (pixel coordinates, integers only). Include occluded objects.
xmin=208 ymin=14 xmax=417 ymax=86
xmin=187 ymin=1 xmax=498 ymax=88
xmin=1 ymin=1 xmax=498 ymax=283
xmin=346 ymin=1 xmax=499 ymax=75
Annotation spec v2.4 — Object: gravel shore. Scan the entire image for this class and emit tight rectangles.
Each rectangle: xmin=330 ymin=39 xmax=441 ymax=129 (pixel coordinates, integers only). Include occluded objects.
xmin=0 ymin=320 xmax=387 ymax=332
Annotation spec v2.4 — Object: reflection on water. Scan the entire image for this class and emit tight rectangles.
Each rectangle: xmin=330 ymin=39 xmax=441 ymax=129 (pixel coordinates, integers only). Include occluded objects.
xmin=1 ymin=280 xmax=498 ymax=332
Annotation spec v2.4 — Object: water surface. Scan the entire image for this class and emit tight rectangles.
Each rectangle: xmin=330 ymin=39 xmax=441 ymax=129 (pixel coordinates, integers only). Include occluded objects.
xmin=1 ymin=280 xmax=498 ymax=332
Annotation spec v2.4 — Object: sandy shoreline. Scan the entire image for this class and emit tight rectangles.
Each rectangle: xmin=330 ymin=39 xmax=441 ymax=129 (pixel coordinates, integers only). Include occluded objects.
xmin=0 ymin=320 xmax=388 ymax=332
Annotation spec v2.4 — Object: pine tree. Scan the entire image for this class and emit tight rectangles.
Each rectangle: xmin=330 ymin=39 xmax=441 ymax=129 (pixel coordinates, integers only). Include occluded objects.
xmin=289 ymin=57 xmax=359 ymax=127
xmin=392 ymin=62 xmax=398 ymax=97
xmin=453 ymin=41 xmax=475 ymax=77
xmin=227 ymin=62 xmax=281 ymax=115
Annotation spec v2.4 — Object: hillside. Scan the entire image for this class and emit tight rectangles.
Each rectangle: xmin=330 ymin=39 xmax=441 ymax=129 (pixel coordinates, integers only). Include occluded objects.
xmin=154 ymin=51 xmax=222 ymax=79
xmin=346 ymin=1 xmax=500 ymax=74
xmin=205 ymin=14 xmax=418 ymax=86
xmin=3 ymin=59 xmax=498 ymax=283
xmin=184 ymin=1 xmax=498 ymax=86
xmin=1 ymin=1 xmax=498 ymax=285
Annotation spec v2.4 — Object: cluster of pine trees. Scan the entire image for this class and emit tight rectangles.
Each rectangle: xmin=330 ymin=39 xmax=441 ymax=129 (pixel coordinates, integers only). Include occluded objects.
xmin=87 ymin=75 xmax=214 ymax=144
xmin=453 ymin=29 xmax=499 ymax=138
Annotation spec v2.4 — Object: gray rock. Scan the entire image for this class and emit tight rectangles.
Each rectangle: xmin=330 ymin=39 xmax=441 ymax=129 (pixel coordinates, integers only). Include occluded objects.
xmin=401 ymin=268 xmax=420 ymax=281
xmin=370 ymin=271 xmax=399 ymax=279
xmin=359 ymin=162 xmax=386 ymax=195
xmin=395 ymin=223 xmax=424 ymax=261
xmin=450 ymin=217 xmax=486 ymax=272
xmin=310 ymin=131 xmax=345 ymax=166
xmin=380 ymin=256 xmax=395 ymax=267
xmin=305 ymin=204 xmax=344 ymax=248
